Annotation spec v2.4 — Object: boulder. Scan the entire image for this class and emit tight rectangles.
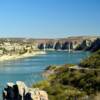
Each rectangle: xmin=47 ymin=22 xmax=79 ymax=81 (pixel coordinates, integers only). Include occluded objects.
xmin=3 ymin=81 xmax=48 ymax=100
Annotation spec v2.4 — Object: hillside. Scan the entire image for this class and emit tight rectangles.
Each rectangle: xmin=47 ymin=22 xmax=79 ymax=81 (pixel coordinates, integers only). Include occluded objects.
xmin=33 ymin=51 xmax=100 ymax=100
xmin=79 ymin=50 xmax=100 ymax=68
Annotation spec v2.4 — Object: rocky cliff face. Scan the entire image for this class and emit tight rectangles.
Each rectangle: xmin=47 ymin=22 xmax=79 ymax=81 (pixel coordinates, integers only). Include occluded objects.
xmin=3 ymin=81 xmax=48 ymax=100
xmin=75 ymin=40 xmax=92 ymax=50
xmin=0 ymin=36 xmax=98 ymax=51
xmin=86 ymin=38 xmax=100 ymax=52
xmin=37 ymin=36 xmax=98 ymax=51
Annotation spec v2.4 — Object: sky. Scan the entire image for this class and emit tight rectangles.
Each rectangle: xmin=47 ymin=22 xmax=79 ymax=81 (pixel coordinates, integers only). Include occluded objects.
xmin=0 ymin=0 xmax=100 ymax=38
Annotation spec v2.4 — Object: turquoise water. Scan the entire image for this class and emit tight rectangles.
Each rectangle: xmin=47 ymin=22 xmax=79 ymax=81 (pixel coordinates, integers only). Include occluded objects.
xmin=0 ymin=51 xmax=90 ymax=97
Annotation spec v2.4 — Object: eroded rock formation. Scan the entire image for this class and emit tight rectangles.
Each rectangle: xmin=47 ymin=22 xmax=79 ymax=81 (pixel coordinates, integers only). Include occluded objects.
xmin=86 ymin=38 xmax=100 ymax=52
xmin=3 ymin=81 xmax=48 ymax=100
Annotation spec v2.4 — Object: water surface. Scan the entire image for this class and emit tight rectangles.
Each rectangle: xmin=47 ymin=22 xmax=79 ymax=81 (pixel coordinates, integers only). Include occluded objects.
xmin=0 ymin=51 xmax=90 ymax=96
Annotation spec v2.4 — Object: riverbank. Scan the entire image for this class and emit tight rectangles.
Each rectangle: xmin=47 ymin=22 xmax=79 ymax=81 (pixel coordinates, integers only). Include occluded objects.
xmin=45 ymin=49 xmax=84 ymax=53
xmin=0 ymin=51 xmax=46 ymax=62
xmin=33 ymin=64 xmax=100 ymax=100
xmin=33 ymin=50 xmax=100 ymax=100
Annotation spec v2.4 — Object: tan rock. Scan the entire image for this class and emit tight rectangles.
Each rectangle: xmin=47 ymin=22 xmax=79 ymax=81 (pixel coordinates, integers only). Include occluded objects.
xmin=3 ymin=81 xmax=48 ymax=100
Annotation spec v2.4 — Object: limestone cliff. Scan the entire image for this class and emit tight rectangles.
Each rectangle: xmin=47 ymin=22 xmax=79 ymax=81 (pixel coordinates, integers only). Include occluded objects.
xmin=3 ymin=81 xmax=48 ymax=100
xmin=86 ymin=38 xmax=100 ymax=52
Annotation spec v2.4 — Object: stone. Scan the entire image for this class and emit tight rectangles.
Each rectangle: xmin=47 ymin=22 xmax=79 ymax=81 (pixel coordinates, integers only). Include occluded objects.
xmin=3 ymin=81 xmax=48 ymax=100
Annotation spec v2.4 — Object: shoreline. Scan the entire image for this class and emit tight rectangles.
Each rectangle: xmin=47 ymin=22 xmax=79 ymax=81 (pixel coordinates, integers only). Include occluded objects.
xmin=44 ymin=49 xmax=85 ymax=52
xmin=0 ymin=51 xmax=46 ymax=62
xmin=0 ymin=50 xmax=85 ymax=62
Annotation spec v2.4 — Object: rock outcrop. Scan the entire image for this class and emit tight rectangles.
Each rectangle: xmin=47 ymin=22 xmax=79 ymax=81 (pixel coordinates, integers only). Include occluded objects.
xmin=3 ymin=81 xmax=48 ymax=100
xmin=86 ymin=38 xmax=100 ymax=52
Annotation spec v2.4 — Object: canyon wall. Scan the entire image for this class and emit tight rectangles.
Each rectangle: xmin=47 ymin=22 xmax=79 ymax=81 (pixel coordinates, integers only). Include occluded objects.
xmin=0 ymin=36 xmax=98 ymax=51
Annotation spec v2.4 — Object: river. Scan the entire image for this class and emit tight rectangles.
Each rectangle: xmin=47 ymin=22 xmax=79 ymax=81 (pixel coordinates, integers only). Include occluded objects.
xmin=0 ymin=51 xmax=90 ymax=98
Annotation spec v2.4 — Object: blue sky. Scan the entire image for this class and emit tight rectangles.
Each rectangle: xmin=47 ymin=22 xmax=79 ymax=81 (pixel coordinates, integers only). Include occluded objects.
xmin=0 ymin=0 xmax=100 ymax=38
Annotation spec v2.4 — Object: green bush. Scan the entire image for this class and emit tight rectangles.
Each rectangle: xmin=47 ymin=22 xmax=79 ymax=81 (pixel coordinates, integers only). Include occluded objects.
xmin=79 ymin=50 xmax=100 ymax=68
